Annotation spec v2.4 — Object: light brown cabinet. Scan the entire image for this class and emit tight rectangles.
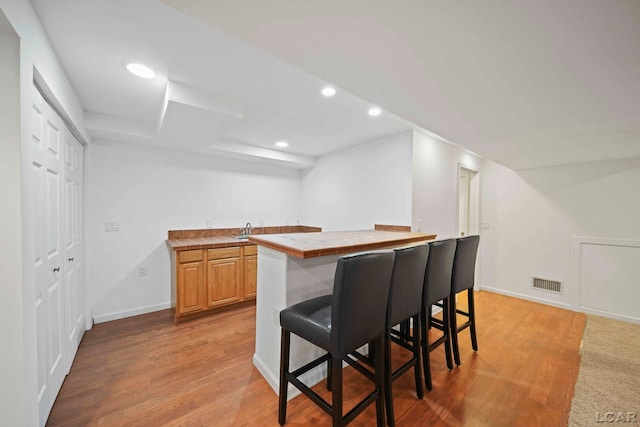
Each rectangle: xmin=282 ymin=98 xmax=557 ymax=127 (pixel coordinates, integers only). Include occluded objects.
xmin=206 ymin=247 xmax=241 ymax=308
xmin=243 ymin=245 xmax=257 ymax=299
xmin=172 ymin=245 xmax=257 ymax=321
xmin=176 ymin=249 xmax=205 ymax=316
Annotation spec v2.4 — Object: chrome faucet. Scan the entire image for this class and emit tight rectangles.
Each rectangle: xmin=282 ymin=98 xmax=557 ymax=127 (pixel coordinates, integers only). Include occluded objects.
xmin=241 ymin=222 xmax=253 ymax=237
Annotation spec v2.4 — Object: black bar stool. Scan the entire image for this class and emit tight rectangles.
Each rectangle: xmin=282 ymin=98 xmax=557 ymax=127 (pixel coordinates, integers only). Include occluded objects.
xmin=450 ymin=235 xmax=480 ymax=365
xmin=384 ymin=244 xmax=429 ymax=426
xmin=278 ymin=250 xmax=395 ymax=427
xmin=421 ymin=238 xmax=456 ymax=390
xmin=347 ymin=244 xmax=429 ymax=426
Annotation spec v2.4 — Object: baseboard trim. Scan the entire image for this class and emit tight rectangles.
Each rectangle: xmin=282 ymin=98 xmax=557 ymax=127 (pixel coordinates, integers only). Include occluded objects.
xmin=480 ymin=286 xmax=571 ymax=310
xmin=93 ymin=302 xmax=172 ymax=324
xmin=253 ymin=353 xmax=280 ymax=396
xmin=578 ymin=306 xmax=640 ymax=324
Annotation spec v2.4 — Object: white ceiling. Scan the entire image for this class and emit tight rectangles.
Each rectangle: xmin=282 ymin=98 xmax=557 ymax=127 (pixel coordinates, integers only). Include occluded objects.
xmin=33 ymin=0 xmax=640 ymax=170
xmin=31 ymin=0 xmax=424 ymax=169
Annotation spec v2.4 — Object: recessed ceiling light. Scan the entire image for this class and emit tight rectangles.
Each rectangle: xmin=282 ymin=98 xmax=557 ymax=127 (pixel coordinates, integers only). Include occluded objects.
xmin=126 ymin=63 xmax=156 ymax=79
xmin=275 ymin=141 xmax=289 ymax=148
xmin=321 ymin=86 xmax=336 ymax=97
xmin=368 ymin=107 xmax=382 ymax=117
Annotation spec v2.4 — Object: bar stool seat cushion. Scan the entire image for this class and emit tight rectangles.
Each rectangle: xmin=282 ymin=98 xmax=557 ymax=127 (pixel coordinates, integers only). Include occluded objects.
xmin=280 ymin=295 xmax=332 ymax=352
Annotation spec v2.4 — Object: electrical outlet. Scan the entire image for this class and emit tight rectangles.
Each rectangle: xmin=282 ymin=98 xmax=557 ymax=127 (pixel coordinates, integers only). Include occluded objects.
xmin=104 ymin=221 xmax=119 ymax=232
xmin=481 ymin=222 xmax=491 ymax=230
xmin=206 ymin=219 xmax=214 ymax=229
xmin=138 ymin=265 xmax=147 ymax=276
xmin=417 ymin=219 xmax=423 ymax=231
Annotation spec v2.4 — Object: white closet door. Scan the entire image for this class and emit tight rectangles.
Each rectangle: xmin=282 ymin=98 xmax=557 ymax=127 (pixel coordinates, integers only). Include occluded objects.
xmin=63 ymin=127 xmax=85 ymax=373
xmin=32 ymin=87 xmax=66 ymax=424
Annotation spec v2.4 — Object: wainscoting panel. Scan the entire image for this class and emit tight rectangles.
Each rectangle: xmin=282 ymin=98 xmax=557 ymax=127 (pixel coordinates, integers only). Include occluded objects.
xmin=571 ymin=237 xmax=640 ymax=323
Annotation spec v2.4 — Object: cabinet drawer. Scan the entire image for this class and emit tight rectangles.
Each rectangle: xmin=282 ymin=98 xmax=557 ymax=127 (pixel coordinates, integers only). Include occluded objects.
xmin=208 ymin=247 xmax=241 ymax=260
xmin=178 ymin=249 xmax=203 ymax=263
xmin=244 ymin=245 xmax=257 ymax=256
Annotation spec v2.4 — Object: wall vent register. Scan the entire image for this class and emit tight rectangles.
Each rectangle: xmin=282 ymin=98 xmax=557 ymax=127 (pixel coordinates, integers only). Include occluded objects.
xmin=532 ymin=277 xmax=563 ymax=294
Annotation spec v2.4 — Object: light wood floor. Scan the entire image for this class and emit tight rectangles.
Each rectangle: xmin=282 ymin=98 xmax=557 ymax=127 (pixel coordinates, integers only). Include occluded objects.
xmin=46 ymin=291 xmax=586 ymax=426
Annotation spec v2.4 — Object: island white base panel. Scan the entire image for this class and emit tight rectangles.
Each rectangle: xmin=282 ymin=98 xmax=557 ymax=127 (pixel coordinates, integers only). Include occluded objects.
xmin=253 ymin=246 xmax=341 ymax=398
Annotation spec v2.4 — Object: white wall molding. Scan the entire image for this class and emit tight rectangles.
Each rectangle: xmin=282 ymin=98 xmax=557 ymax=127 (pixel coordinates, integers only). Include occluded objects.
xmin=571 ymin=236 xmax=640 ymax=324
xmin=479 ymin=285 xmax=572 ymax=310
xmin=93 ymin=302 xmax=172 ymax=324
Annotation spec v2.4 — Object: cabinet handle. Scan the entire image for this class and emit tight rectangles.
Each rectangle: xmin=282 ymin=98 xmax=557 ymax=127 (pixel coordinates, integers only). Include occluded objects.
xmin=53 ymin=267 xmax=60 ymax=273
xmin=68 ymin=257 xmax=74 ymax=262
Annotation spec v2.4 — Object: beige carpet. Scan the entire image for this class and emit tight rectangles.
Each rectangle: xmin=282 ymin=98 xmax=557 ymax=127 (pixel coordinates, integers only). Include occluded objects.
xmin=569 ymin=315 xmax=640 ymax=426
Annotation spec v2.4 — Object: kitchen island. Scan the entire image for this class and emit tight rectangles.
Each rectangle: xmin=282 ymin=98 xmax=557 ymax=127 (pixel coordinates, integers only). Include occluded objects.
xmin=247 ymin=229 xmax=436 ymax=396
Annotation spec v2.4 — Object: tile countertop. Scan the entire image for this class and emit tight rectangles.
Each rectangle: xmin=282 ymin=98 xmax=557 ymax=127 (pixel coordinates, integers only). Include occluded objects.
xmin=166 ymin=225 xmax=322 ymax=251
xmin=166 ymin=236 xmax=255 ymax=251
xmin=247 ymin=230 xmax=437 ymax=259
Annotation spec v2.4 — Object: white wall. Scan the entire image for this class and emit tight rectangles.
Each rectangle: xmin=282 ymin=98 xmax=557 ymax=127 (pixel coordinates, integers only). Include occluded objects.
xmin=0 ymin=12 xmax=26 ymax=426
xmin=300 ymin=131 xmax=414 ymax=231
xmin=412 ymin=131 xmax=483 ymax=239
xmin=0 ymin=2 xmax=86 ymax=425
xmin=0 ymin=0 xmax=86 ymax=135
xmin=86 ymin=140 xmax=302 ymax=322
xmin=480 ymin=157 xmax=640 ymax=317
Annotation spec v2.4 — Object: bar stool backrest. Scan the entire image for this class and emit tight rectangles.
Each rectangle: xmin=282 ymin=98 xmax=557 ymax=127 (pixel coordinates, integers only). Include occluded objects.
xmin=331 ymin=250 xmax=395 ymax=358
xmin=423 ymin=239 xmax=457 ymax=306
xmin=452 ymin=235 xmax=480 ymax=293
xmin=388 ymin=244 xmax=430 ymax=327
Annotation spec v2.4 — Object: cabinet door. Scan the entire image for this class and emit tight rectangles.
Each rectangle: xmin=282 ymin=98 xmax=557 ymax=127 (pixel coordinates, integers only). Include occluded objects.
xmin=207 ymin=258 xmax=241 ymax=308
xmin=177 ymin=261 xmax=205 ymax=315
xmin=243 ymin=254 xmax=258 ymax=299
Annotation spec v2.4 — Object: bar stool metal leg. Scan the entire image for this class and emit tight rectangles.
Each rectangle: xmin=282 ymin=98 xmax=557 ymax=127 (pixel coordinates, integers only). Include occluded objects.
xmin=450 ymin=294 xmax=462 ymax=366
xmin=421 ymin=307 xmax=433 ymax=391
xmin=331 ymin=356 xmax=343 ymax=427
xmin=278 ymin=329 xmax=290 ymax=425
xmin=468 ymin=289 xmax=478 ymax=352
xmin=384 ymin=330 xmax=394 ymax=427
xmin=443 ymin=298 xmax=453 ymax=371
xmin=412 ymin=314 xmax=424 ymax=399
xmin=373 ymin=337 xmax=385 ymax=427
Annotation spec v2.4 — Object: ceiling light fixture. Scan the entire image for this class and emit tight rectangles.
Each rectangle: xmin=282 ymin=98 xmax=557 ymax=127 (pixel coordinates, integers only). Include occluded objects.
xmin=126 ymin=62 xmax=156 ymax=79
xmin=368 ymin=107 xmax=382 ymax=117
xmin=321 ymin=86 xmax=336 ymax=97
xmin=275 ymin=141 xmax=289 ymax=148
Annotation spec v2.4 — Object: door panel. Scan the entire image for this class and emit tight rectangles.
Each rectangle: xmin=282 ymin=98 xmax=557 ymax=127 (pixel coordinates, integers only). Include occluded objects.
xmin=33 ymin=87 xmax=66 ymax=424
xmin=63 ymin=128 xmax=85 ymax=371
xmin=33 ymin=86 xmax=86 ymax=425
xmin=178 ymin=261 xmax=205 ymax=315
xmin=244 ymin=255 xmax=257 ymax=299
xmin=207 ymin=258 xmax=241 ymax=307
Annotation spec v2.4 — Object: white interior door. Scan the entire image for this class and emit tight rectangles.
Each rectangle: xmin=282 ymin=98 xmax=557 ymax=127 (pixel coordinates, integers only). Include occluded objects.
xmin=458 ymin=170 xmax=471 ymax=236
xmin=32 ymin=87 xmax=66 ymax=424
xmin=458 ymin=165 xmax=479 ymax=237
xmin=63 ymin=127 xmax=85 ymax=373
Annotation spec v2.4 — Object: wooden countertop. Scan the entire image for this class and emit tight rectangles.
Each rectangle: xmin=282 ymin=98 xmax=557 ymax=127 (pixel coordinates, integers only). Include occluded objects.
xmin=166 ymin=236 xmax=255 ymax=251
xmin=166 ymin=225 xmax=322 ymax=251
xmin=247 ymin=230 xmax=437 ymax=259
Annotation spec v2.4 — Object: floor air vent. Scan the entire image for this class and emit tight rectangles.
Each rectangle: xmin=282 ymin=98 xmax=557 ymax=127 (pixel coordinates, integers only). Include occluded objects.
xmin=532 ymin=277 xmax=563 ymax=294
